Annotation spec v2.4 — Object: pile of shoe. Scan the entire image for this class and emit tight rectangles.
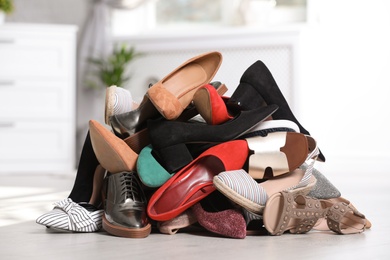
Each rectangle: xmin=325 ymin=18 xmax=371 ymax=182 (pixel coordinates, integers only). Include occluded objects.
xmin=36 ymin=51 xmax=369 ymax=238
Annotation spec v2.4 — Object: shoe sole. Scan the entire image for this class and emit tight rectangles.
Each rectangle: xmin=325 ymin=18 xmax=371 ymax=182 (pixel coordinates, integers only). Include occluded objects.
xmin=102 ymin=214 xmax=152 ymax=238
xmin=89 ymin=120 xmax=138 ymax=173
xmin=105 ymin=85 xmax=117 ymax=125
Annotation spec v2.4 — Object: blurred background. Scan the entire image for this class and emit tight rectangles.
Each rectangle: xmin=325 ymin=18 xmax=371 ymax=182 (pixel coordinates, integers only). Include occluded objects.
xmin=1 ymin=0 xmax=390 ymax=186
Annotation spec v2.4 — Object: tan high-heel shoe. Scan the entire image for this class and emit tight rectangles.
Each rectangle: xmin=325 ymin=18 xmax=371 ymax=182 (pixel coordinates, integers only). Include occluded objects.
xmin=89 ymin=120 xmax=137 ymax=173
xmin=147 ymin=51 xmax=223 ymax=120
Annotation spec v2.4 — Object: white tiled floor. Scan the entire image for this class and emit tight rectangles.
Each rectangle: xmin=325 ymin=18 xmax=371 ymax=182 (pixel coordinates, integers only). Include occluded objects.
xmin=0 ymin=172 xmax=389 ymax=260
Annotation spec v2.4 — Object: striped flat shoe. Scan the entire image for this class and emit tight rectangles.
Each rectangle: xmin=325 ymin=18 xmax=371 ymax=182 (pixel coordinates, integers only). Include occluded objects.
xmin=105 ymin=85 xmax=135 ymax=125
xmin=213 ymin=166 xmax=317 ymax=215
xmin=36 ymin=198 xmax=103 ymax=232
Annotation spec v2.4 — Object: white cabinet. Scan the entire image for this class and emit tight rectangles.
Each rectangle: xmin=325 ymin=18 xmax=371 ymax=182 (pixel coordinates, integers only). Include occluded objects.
xmin=0 ymin=23 xmax=77 ymax=174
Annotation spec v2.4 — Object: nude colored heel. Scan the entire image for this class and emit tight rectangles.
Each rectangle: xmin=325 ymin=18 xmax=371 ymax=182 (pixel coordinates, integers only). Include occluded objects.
xmin=147 ymin=51 xmax=223 ymax=120
xmin=89 ymin=120 xmax=138 ymax=173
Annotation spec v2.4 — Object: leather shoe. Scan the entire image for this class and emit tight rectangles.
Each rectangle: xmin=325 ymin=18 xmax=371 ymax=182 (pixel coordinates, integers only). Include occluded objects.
xmin=147 ymin=139 xmax=249 ymax=221
xmin=103 ymin=171 xmax=151 ymax=238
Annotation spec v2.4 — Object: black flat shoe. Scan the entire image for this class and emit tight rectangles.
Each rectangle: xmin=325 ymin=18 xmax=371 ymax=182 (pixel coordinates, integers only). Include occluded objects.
xmin=147 ymin=104 xmax=278 ymax=173
xmin=229 ymin=60 xmax=326 ymax=162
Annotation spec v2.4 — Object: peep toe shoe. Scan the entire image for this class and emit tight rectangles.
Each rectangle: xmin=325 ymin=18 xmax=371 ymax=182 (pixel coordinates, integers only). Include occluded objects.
xmin=147 ymin=104 xmax=279 ymax=173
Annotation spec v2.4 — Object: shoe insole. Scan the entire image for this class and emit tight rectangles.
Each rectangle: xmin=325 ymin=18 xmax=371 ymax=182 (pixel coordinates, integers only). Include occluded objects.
xmin=153 ymin=157 xmax=224 ymax=214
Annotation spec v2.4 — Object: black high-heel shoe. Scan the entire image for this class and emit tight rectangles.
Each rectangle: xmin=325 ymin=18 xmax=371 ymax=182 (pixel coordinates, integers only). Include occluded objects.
xmin=229 ymin=60 xmax=326 ymax=162
xmin=147 ymin=104 xmax=278 ymax=173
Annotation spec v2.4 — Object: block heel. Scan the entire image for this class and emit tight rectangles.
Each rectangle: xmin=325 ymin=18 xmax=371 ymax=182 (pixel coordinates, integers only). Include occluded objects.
xmin=155 ymin=143 xmax=194 ymax=173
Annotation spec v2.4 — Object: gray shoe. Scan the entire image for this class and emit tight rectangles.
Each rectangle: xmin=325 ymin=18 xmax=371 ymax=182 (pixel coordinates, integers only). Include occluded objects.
xmin=303 ymin=164 xmax=341 ymax=199
xmin=103 ymin=171 xmax=151 ymax=238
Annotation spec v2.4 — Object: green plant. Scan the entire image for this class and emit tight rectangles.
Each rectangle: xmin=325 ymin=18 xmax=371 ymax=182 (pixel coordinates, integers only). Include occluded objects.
xmin=87 ymin=44 xmax=142 ymax=89
xmin=0 ymin=0 xmax=14 ymax=14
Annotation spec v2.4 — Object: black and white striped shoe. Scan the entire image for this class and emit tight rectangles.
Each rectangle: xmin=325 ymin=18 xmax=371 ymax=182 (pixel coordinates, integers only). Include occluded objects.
xmin=36 ymin=198 xmax=103 ymax=232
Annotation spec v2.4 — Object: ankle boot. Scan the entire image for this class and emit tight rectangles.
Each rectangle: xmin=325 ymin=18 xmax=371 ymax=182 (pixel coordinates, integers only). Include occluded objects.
xmin=230 ymin=60 xmax=325 ymax=162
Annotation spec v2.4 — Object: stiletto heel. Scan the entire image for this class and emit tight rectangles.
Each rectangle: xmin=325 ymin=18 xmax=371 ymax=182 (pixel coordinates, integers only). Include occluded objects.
xmin=154 ymin=143 xmax=193 ymax=173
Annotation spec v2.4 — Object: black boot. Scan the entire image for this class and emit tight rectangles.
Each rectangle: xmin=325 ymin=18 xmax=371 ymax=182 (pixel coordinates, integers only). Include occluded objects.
xmin=68 ymin=131 xmax=101 ymax=203
xmin=230 ymin=60 xmax=326 ymax=162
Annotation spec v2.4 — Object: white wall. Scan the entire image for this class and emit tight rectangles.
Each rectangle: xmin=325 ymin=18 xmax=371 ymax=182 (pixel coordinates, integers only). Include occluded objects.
xmin=6 ymin=0 xmax=98 ymax=159
xmin=300 ymin=0 xmax=390 ymax=181
xmin=5 ymin=0 xmax=390 ymax=181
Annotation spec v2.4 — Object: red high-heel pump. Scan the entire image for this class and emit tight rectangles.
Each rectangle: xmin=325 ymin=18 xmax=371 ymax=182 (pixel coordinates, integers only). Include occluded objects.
xmin=193 ymin=84 xmax=233 ymax=125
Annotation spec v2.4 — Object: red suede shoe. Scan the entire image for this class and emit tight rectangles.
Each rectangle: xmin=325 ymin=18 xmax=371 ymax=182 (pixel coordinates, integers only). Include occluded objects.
xmin=147 ymin=140 xmax=249 ymax=221
xmin=193 ymin=84 xmax=233 ymax=125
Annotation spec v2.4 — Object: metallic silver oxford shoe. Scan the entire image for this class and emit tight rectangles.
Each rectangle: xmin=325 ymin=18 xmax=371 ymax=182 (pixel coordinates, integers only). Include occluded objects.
xmin=103 ymin=171 xmax=151 ymax=238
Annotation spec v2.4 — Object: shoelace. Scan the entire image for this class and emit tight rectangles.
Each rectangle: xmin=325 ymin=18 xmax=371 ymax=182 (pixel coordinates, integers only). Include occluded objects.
xmin=119 ymin=172 xmax=142 ymax=202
